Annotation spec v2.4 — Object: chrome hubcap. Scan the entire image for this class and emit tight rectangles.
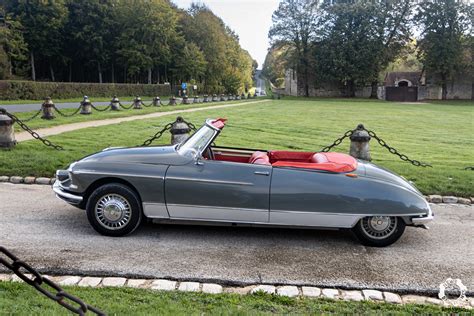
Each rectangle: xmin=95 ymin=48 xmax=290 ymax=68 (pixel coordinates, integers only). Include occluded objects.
xmin=95 ymin=194 xmax=131 ymax=230
xmin=361 ymin=216 xmax=397 ymax=239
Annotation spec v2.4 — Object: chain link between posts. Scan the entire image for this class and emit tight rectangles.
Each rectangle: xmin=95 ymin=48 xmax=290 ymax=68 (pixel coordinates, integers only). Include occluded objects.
xmin=0 ymin=108 xmax=64 ymax=150
xmin=0 ymin=246 xmax=106 ymax=315
xmin=320 ymin=127 xmax=432 ymax=167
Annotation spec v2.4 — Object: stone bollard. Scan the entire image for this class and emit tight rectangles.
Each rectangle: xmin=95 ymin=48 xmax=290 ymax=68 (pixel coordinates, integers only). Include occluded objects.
xmin=0 ymin=111 xmax=16 ymax=149
xmin=182 ymin=95 xmax=191 ymax=105
xmin=247 ymin=93 xmax=252 ymax=99
xmin=170 ymin=116 xmax=191 ymax=145
xmin=241 ymin=93 xmax=246 ymax=99
xmin=235 ymin=94 xmax=241 ymax=100
xmin=41 ymin=97 xmax=55 ymax=120
xmin=203 ymin=95 xmax=209 ymax=103
xmin=350 ymin=124 xmax=371 ymax=161
xmin=228 ymin=94 xmax=234 ymax=101
xmin=193 ymin=96 xmax=199 ymax=103
xmin=133 ymin=96 xmax=143 ymax=109
xmin=220 ymin=94 xmax=226 ymax=102
xmin=80 ymin=96 xmax=92 ymax=114
xmin=110 ymin=96 xmax=120 ymax=111
xmin=253 ymin=92 xmax=258 ymax=98
xmin=212 ymin=94 xmax=218 ymax=102
xmin=169 ymin=96 xmax=177 ymax=106
xmin=152 ymin=96 xmax=161 ymax=107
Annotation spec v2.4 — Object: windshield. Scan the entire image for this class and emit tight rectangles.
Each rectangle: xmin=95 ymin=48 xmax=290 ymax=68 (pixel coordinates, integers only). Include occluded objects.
xmin=178 ymin=125 xmax=216 ymax=157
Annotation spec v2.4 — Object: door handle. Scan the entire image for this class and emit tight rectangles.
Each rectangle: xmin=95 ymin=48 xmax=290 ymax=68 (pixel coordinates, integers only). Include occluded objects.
xmin=254 ymin=171 xmax=270 ymax=176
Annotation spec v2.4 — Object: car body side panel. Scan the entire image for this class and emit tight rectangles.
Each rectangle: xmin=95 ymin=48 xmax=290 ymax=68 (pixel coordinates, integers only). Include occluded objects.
xmin=270 ymin=167 xmax=429 ymax=228
xmin=69 ymin=161 xmax=169 ymax=217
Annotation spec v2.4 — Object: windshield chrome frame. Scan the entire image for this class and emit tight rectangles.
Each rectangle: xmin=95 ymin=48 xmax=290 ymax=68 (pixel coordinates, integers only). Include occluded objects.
xmin=177 ymin=119 xmax=220 ymax=158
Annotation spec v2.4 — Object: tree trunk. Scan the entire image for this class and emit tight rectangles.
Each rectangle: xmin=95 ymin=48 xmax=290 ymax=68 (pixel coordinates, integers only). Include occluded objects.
xmin=68 ymin=62 xmax=72 ymax=82
xmin=441 ymin=73 xmax=447 ymax=100
xmin=30 ymin=52 xmax=36 ymax=81
xmin=346 ymin=80 xmax=355 ymax=97
xmin=111 ymin=64 xmax=115 ymax=83
xmin=49 ymin=64 xmax=55 ymax=82
xmin=98 ymin=62 xmax=103 ymax=83
xmin=148 ymin=68 xmax=152 ymax=84
xmin=370 ymin=81 xmax=378 ymax=99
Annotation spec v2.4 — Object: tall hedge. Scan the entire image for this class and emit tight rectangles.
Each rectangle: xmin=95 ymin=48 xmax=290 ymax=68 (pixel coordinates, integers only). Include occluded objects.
xmin=0 ymin=80 xmax=172 ymax=100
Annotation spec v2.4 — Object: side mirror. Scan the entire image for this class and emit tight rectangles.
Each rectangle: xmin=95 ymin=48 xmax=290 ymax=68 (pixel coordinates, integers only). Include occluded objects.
xmin=195 ymin=156 xmax=204 ymax=166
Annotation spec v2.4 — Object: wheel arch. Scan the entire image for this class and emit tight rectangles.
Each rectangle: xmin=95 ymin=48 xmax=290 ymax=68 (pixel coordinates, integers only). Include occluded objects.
xmin=82 ymin=177 xmax=143 ymax=209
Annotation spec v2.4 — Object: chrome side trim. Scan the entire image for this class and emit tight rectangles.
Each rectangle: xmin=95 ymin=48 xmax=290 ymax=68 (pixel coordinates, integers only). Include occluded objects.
xmin=53 ymin=181 xmax=83 ymax=204
xmin=166 ymin=177 xmax=254 ymax=186
xmin=167 ymin=204 xmax=268 ymax=222
xmin=72 ymin=170 xmax=164 ymax=180
xmin=143 ymin=202 xmax=170 ymax=219
xmin=270 ymin=211 xmax=361 ymax=228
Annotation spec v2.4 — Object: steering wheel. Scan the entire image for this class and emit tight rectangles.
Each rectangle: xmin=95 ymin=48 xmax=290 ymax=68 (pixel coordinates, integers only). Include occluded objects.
xmin=204 ymin=146 xmax=215 ymax=160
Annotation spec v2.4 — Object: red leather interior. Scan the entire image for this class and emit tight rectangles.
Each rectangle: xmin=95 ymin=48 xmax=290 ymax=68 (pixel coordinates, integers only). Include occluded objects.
xmin=249 ymin=151 xmax=271 ymax=165
xmin=214 ymin=153 xmax=250 ymax=163
xmin=268 ymin=151 xmax=314 ymax=163
xmin=272 ymin=152 xmax=357 ymax=173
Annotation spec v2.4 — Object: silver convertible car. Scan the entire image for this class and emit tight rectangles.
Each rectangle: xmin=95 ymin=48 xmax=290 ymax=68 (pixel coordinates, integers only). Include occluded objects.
xmin=54 ymin=118 xmax=433 ymax=247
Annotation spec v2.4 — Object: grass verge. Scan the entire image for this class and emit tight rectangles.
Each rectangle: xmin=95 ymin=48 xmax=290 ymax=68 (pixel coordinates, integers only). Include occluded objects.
xmin=0 ymin=282 xmax=467 ymax=315
xmin=9 ymin=98 xmax=259 ymax=132
xmin=0 ymin=98 xmax=472 ymax=196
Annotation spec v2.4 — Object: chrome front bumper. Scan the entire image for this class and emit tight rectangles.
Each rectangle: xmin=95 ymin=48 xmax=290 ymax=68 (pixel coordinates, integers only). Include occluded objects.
xmin=411 ymin=202 xmax=434 ymax=226
xmin=53 ymin=181 xmax=83 ymax=205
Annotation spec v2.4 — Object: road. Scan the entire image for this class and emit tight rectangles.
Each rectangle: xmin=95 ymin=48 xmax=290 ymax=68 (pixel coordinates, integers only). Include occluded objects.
xmin=255 ymin=70 xmax=266 ymax=94
xmin=1 ymin=101 xmax=111 ymax=113
xmin=0 ymin=183 xmax=472 ymax=295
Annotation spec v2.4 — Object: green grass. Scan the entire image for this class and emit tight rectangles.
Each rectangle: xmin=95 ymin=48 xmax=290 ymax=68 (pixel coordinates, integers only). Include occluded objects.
xmin=0 ymin=96 xmax=170 ymax=105
xmin=9 ymin=98 xmax=257 ymax=132
xmin=0 ymin=98 xmax=472 ymax=196
xmin=0 ymin=282 xmax=467 ymax=315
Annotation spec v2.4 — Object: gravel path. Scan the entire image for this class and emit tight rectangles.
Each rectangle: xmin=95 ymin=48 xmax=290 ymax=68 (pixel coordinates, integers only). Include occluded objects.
xmin=15 ymin=100 xmax=271 ymax=142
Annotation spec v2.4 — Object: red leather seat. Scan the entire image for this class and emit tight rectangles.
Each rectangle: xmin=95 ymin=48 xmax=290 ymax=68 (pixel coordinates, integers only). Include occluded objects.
xmin=249 ymin=151 xmax=271 ymax=165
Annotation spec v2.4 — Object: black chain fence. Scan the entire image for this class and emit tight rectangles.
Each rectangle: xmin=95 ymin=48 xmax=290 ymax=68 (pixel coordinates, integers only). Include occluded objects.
xmin=0 ymin=246 xmax=105 ymax=315
xmin=139 ymin=118 xmax=197 ymax=147
xmin=0 ymin=108 xmax=64 ymax=150
xmin=320 ymin=126 xmax=432 ymax=167
xmin=54 ymin=104 xmax=82 ymax=117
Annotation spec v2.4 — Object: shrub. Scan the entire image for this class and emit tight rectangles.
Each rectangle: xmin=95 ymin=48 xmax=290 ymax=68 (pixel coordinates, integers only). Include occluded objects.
xmin=0 ymin=80 xmax=171 ymax=100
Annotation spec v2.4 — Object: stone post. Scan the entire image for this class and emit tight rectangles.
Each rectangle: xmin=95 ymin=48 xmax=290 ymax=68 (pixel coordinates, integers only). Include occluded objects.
xmin=133 ymin=96 xmax=143 ymax=109
xmin=80 ymin=96 xmax=92 ymax=114
xmin=203 ymin=95 xmax=209 ymax=103
xmin=170 ymin=116 xmax=191 ymax=145
xmin=41 ymin=97 xmax=55 ymax=119
xmin=0 ymin=111 xmax=16 ymax=149
xmin=349 ymin=124 xmax=371 ymax=161
xmin=193 ymin=96 xmax=199 ymax=103
xmin=220 ymin=94 xmax=226 ymax=102
xmin=152 ymin=96 xmax=161 ymax=107
xmin=241 ymin=93 xmax=246 ymax=99
xmin=247 ymin=92 xmax=252 ymax=99
xmin=235 ymin=94 xmax=241 ymax=100
xmin=110 ymin=96 xmax=120 ymax=111
xmin=169 ymin=96 xmax=177 ymax=106
xmin=212 ymin=94 xmax=218 ymax=102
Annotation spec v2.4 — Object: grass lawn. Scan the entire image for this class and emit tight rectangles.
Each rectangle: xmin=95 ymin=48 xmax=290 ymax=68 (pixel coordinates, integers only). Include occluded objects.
xmin=8 ymin=98 xmax=258 ymax=132
xmin=0 ymin=98 xmax=472 ymax=196
xmin=0 ymin=282 xmax=467 ymax=315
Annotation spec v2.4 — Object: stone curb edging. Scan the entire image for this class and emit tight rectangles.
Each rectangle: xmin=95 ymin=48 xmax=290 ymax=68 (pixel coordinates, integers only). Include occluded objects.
xmin=2 ymin=176 xmax=472 ymax=206
xmin=0 ymin=273 xmax=472 ymax=310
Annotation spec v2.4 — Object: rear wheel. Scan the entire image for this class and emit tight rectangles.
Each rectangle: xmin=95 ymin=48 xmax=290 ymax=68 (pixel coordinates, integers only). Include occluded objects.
xmin=352 ymin=216 xmax=405 ymax=247
xmin=86 ymin=183 xmax=142 ymax=237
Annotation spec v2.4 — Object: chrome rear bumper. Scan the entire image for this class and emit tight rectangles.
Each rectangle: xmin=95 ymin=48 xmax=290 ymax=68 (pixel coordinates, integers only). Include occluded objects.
xmin=53 ymin=181 xmax=83 ymax=205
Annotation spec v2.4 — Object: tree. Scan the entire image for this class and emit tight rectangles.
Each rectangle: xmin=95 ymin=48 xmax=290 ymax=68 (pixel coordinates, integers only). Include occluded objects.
xmin=269 ymin=0 xmax=321 ymax=97
xmin=173 ymin=42 xmax=207 ymax=82
xmin=5 ymin=0 xmax=67 ymax=81
xmin=416 ymin=0 xmax=471 ymax=100
xmin=0 ymin=9 xmax=28 ymax=79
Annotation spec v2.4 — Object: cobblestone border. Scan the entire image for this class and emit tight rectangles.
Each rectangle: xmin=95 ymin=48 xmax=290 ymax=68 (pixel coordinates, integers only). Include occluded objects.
xmin=1 ymin=176 xmax=472 ymax=205
xmin=0 ymin=273 xmax=472 ymax=309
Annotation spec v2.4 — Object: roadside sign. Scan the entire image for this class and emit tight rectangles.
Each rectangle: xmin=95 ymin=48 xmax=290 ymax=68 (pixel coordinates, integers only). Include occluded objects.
xmin=181 ymin=82 xmax=187 ymax=90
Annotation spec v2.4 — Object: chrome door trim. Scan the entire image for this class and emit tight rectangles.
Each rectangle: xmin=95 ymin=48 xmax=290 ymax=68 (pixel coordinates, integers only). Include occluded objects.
xmin=166 ymin=177 xmax=254 ymax=186
xmin=166 ymin=204 xmax=268 ymax=222
xmin=143 ymin=202 xmax=170 ymax=219
xmin=167 ymin=204 xmax=267 ymax=213
xmin=73 ymin=170 xmax=164 ymax=180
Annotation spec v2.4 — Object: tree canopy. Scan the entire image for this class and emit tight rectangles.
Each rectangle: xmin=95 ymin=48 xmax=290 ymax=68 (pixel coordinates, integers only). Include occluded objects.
xmin=0 ymin=0 xmax=256 ymax=94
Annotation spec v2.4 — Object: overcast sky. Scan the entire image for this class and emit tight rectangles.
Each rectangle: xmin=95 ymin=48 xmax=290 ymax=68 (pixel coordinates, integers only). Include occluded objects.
xmin=173 ymin=0 xmax=281 ymax=68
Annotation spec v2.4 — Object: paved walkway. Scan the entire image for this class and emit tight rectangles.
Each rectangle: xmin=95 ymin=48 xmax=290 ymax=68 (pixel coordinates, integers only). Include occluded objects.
xmin=16 ymin=100 xmax=271 ymax=142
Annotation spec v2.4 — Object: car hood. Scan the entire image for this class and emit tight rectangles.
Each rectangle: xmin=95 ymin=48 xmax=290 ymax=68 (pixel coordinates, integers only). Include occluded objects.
xmin=357 ymin=160 xmax=423 ymax=196
xmin=78 ymin=145 xmax=192 ymax=166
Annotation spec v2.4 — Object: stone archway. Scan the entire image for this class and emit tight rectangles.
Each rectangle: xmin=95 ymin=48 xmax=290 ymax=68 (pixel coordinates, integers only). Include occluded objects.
xmin=396 ymin=79 xmax=412 ymax=87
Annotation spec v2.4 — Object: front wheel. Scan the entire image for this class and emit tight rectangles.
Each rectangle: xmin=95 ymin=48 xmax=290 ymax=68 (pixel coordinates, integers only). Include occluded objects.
xmin=86 ymin=183 xmax=142 ymax=237
xmin=352 ymin=216 xmax=405 ymax=247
